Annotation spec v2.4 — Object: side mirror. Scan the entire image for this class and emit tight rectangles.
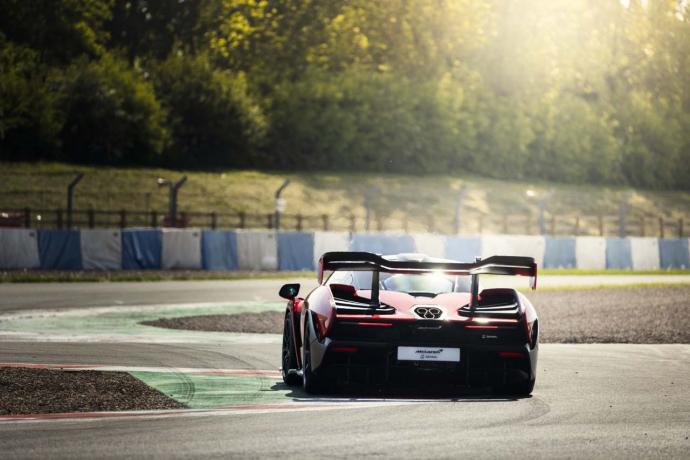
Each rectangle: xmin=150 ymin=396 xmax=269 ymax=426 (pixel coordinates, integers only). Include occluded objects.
xmin=279 ymin=283 xmax=300 ymax=300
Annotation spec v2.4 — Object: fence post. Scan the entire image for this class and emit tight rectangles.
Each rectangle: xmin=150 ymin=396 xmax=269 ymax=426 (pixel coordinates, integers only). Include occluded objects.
xmin=24 ymin=207 xmax=31 ymax=228
xmin=56 ymin=209 xmax=63 ymax=229
xmin=66 ymin=173 xmax=84 ymax=229
xmin=119 ymin=210 xmax=127 ymax=229
xmin=349 ymin=214 xmax=356 ymax=233
xmin=151 ymin=211 xmax=158 ymax=228
xmin=639 ymin=216 xmax=645 ymax=237
xmin=179 ymin=212 xmax=187 ymax=228
xmin=239 ymin=212 xmax=246 ymax=229
xmin=659 ymin=217 xmax=664 ymax=238
xmin=88 ymin=209 xmax=95 ymax=228
xmin=211 ymin=212 xmax=217 ymax=230
xmin=266 ymin=213 xmax=273 ymax=229
xmin=598 ymin=215 xmax=604 ymax=236
xmin=679 ymin=218 xmax=684 ymax=238
xmin=296 ymin=214 xmax=303 ymax=231
xmin=322 ymin=214 xmax=329 ymax=231
xmin=574 ymin=216 xmax=580 ymax=236
xmin=428 ymin=216 xmax=436 ymax=234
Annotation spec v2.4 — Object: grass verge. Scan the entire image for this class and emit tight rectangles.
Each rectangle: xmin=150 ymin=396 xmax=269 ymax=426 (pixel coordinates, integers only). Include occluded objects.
xmin=3 ymin=161 xmax=690 ymax=234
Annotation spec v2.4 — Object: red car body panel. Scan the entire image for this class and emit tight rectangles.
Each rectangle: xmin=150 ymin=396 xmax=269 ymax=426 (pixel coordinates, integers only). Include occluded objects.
xmin=282 ymin=252 xmax=539 ymax=394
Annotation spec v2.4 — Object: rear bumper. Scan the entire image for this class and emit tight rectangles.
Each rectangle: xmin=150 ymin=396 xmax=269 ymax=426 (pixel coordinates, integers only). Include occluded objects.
xmin=312 ymin=330 xmax=538 ymax=389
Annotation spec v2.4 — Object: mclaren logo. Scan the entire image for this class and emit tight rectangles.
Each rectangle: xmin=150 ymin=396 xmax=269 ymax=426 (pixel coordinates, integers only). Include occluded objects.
xmin=413 ymin=305 xmax=444 ymax=319
xmin=415 ymin=348 xmax=443 ymax=354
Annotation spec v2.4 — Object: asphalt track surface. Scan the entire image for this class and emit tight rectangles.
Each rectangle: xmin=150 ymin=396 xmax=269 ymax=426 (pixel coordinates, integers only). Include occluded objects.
xmin=1 ymin=277 xmax=689 ymax=459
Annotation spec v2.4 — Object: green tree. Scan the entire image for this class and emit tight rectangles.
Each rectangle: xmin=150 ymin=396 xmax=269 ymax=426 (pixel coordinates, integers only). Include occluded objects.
xmin=0 ymin=0 xmax=112 ymax=64
xmin=107 ymin=0 xmax=219 ymax=64
xmin=0 ymin=37 xmax=62 ymax=160
xmin=59 ymin=54 xmax=168 ymax=164
xmin=153 ymin=53 xmax=266 ymax=167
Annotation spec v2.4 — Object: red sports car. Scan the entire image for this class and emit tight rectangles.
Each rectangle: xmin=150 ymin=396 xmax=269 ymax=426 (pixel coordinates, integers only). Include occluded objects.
xmin=279 ymin=252 xmax=539 ymax=395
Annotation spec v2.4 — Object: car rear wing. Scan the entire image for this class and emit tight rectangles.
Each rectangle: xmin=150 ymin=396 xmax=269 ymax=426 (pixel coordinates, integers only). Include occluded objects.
xmin=318 ymin=251 xmax=537 ymax=307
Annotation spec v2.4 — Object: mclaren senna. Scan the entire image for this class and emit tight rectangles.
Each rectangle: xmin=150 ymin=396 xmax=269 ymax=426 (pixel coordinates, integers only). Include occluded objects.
xmin=279 ymin=252 xmax=539 ymax=395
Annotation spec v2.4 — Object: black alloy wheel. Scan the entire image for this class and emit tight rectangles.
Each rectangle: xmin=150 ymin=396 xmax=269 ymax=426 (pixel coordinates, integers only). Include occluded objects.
xmin=281 ymin=312 xmax=300 ymax=385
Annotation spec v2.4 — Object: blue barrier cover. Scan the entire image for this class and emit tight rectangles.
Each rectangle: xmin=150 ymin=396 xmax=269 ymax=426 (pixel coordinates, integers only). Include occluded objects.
xmin=38 ymin=230 xmax=82 ymax=270
xmin=658 ymin=238 xmax=690 ymax=269
xmin=278 ymin=232 xmax=315 ymax=271
xmin=201 ymin=231 xmax=239 ymax=270
xmin=605 ymin=238 xmax=632 ymax=269
xmin=543 ymin=237 xmax=576 ymax=268
xmin=444 ymin=236 xmax=481 ymax=262
xmin=121 ymin=229 xmax=162 ymax=269
xmin=351 ymin=233 xmax=415 ymax=255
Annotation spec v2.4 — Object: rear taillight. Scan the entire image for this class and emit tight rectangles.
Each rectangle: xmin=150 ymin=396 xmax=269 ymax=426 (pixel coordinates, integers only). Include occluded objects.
xmin=331 ymin=346 xmax=358 ymax=353
xmin=498 ymin=351 xmax=524 ymax=359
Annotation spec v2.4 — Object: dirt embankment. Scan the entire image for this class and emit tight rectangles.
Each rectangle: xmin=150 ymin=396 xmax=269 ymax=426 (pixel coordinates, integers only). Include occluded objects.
xmin=142 ymin=286 xmax=690 ymax=343
xmin=0 ymin=368 xmax=186 ymax=415
xmin=142 ymin=312 xmax=283 ymax=334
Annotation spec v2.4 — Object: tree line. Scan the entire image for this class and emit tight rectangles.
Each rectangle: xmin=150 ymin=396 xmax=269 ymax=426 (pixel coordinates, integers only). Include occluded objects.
xmin=1 ymin=0 xmax=689 ymax=189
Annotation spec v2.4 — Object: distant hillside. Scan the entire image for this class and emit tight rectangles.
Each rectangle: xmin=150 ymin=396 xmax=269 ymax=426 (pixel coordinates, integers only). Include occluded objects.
xmin=1 ymin=162 xmax=689 ymax=236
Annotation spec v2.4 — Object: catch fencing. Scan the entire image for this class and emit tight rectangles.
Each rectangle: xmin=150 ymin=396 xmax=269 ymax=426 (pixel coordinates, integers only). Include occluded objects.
xmin=0 ymin=207 xmax=687 ymax=238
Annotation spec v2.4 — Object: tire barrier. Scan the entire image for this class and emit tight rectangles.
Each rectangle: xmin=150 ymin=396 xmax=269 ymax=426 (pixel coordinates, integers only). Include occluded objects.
xmin=412 ymin=233 xmax=446 ymax=259
xmin=605 ymin=237 xmax=633 ymax=270
xmin=201 ymin=230 xmax=238 ymax=270
xmin=444 ymin=236 xmax=482 ymax=262
xmin=277 ymin=232 xmax=314 ymax=271
xmin=481 ymin=235 xmax=546 ymax=268
xmin=38 ymin=229 xmax=82 ymax=270
xmin=121 ymin=229 xmax=162 ymax=270
xmin=161 ymin=228 xmax=202 ymax=270
xmin=350 ymin=233 xmax=416 ymax=255
xmin=235 ymin=230 xmax=277 ymax=271
xmin=81 ymin=229 xmax=121 ymax=270
xmin=575 ymin=236 xmax=606 ymax=270
xmin=313 ymin=231 xmax=350 ymax=269
xmin=543 ymin=237 xmax=576 ymax=269
xmin=658 ymin=238 xmax=690 ymax=269
xmin=1 ymin=228 xmax=688 ymax=270
xmin=0 ymin=229 xmax=40 ymax=269
xmin=629 ymin=237 xmax=660 ymax=270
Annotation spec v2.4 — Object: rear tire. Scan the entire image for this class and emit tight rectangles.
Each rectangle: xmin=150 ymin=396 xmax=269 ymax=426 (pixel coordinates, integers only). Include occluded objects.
xmin=302 ymin=324 xmax=324 ymax=394
xmin=281 ymin=312 xmax=300 ymax=386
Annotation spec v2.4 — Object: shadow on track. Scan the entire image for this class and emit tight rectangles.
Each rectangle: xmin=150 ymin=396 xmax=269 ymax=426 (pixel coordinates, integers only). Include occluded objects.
xmin=269 ymin=381 xmax=529 ymax=403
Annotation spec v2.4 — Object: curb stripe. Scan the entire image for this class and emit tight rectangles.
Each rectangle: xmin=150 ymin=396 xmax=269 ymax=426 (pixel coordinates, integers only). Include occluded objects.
xmin=0 ymin=401 xmax=418 ymax=423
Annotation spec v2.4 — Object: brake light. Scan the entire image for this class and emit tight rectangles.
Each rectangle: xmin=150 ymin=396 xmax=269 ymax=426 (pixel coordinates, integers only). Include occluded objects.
xmin=473 ymin=317 xmax=518 ymax=324
xmin=498 ymin=351 xmax=524 ymax=358
xmin=356 ymin=322 xmax=393 ymax=327
xmin=332 ymin=346 xmax=358 ymax=353
xmin=465 ymin=325 xmax=498 ymax=329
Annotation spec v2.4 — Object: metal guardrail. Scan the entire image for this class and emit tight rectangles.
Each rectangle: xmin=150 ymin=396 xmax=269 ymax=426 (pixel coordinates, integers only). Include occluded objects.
xmin=0 ymin=207 xmax=686 ymax=237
